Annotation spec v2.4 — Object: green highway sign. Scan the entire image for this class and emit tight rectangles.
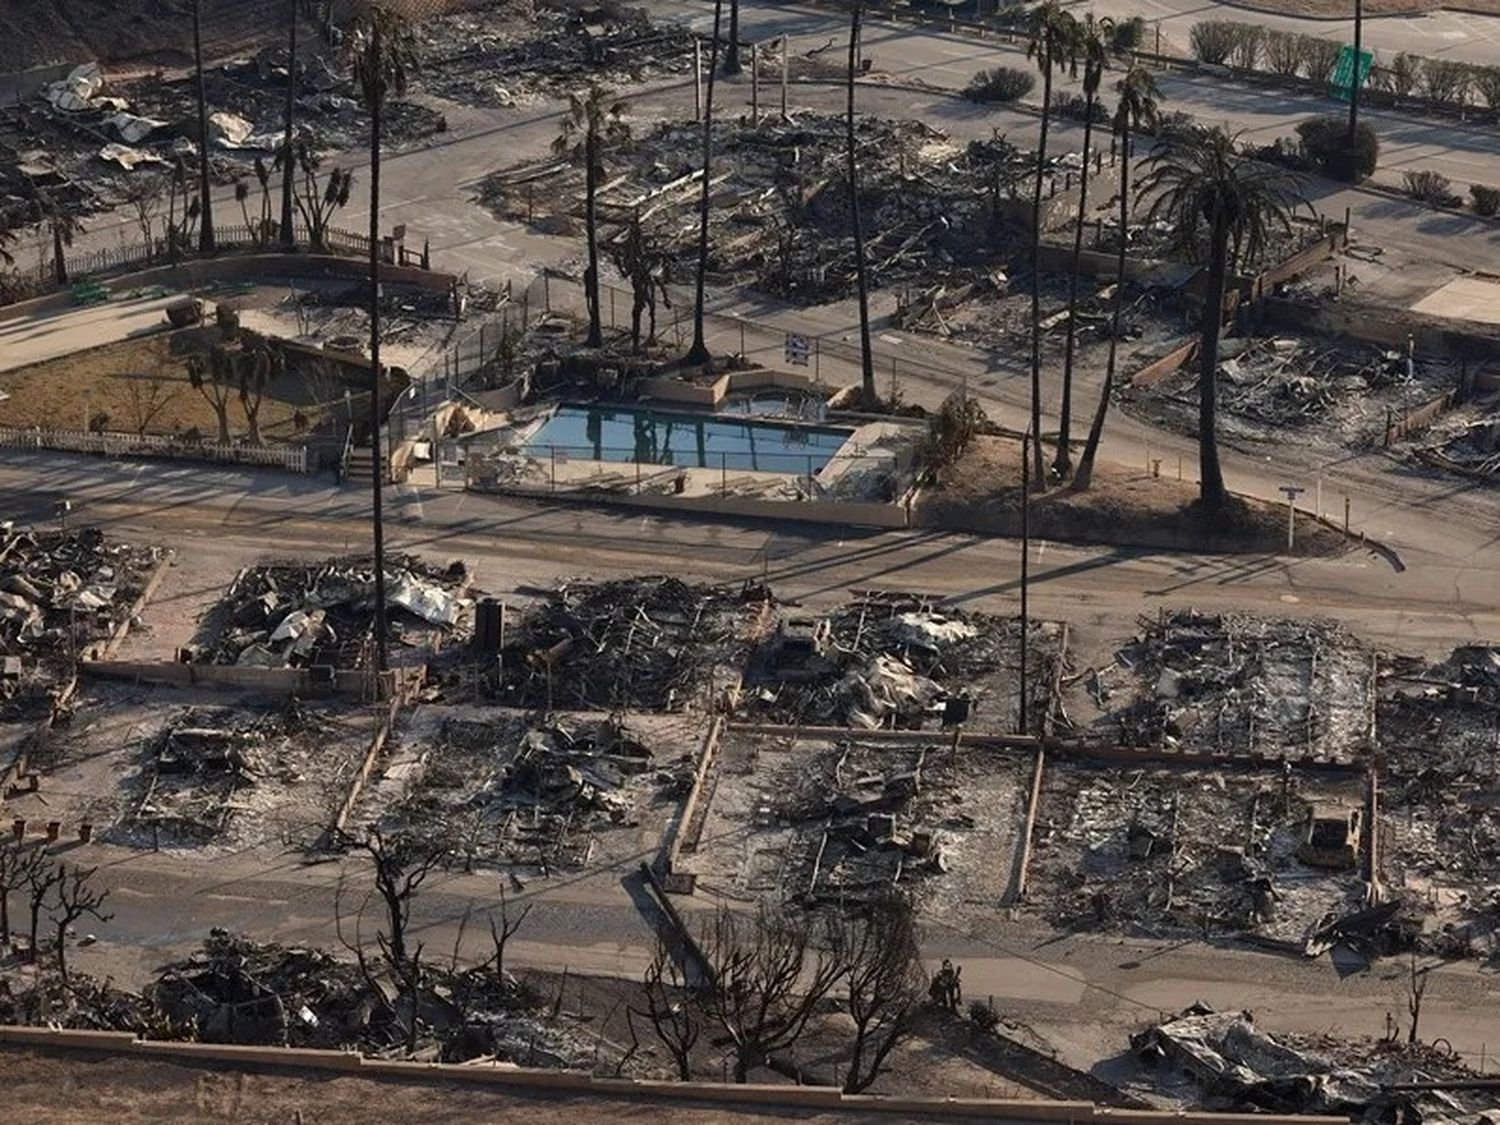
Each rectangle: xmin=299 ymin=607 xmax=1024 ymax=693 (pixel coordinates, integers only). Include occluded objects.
xmin=1330 ymin=45 xmax=1374 ymax=100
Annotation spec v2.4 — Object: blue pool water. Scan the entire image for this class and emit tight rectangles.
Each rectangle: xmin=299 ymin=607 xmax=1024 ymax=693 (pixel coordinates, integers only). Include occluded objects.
xmin=523 ymin=405 xmax=852 ymax=474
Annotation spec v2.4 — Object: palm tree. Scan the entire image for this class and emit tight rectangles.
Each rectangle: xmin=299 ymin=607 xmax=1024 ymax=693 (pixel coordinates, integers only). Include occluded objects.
xmin=847 ymin=1 xmax=876 ymax=409
xmin=279 ymin=0 xmax=300 ymax=247
xmin=554 ymin=86 xmax=629 ymax=349
xmin=724 ymin=0 xmax=741 ymax=75
xmin=352 ymin=4 xmax=418 ymax=676
xmin=1053 ymin=12 xmax=1112 ymax=479
xmin=193 ymin=0 xmax=215 ymax=252
xmin=37 ymin=191 xmax=84 ymax=285
xmin=1138 ymin=128 xmax=1306 ymax=513
xmin=687 ymin=0 xmax=725 ymax=367
xmin=1025 ymin=0 xmax=1079 ymax=486
xmin=1074 ymin=66 xmax=1160 ymax=493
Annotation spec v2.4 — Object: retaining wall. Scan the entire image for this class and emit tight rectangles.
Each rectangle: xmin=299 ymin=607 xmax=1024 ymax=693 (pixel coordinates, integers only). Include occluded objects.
xmin=80 ymin=658 xmax=398 ymax=700
xmin=1262 ymin=297 xmax=1500 ymax=357
xmin=0 ymin=1025 xmax=1351 ymax=1125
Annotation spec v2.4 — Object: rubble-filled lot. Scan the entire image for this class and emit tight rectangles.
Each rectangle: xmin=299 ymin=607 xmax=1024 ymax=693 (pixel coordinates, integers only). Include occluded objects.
xmin=192 ymin=554 xmax=472 ymax=670
xmin=1399 ymin=393 xmax=1500 ymax=483
xmin=1027 ymin=760 xmax=1369 ymax=946
xmin=6 ymin=684 xmax=380 ymax=852
xmin=415 ymin=0 xmax=696 ymax=109
xmin=678 ymin=730 xmax=1031 ymax=912
xmin=356 ymin=706 xmax=698 ymax=871
xmin=1125 ymin=333 xmax=1464 ymax=451
xmin=1 ymin=930 xmax=608 ymax=1068
xmin=1132 ymin=1006 xmax=1489 ymax=1121
xmin=481 ymin=114 xmax=1090 ymax=307
xmin=1078 ymin=610 xmax=1375 ymax=760
xmin=452 ymin=576 xmax=760 ymax=712
xmin=739 ymin=591 xmax=1062 ymax=734
xmin=1 ymin=526 xmax=163 ymax=718
xmin=1377 ymin=646 xmax=1500 ymax=959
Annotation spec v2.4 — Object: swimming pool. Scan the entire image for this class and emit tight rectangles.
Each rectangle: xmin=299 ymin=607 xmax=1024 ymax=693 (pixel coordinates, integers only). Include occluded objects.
xmin=522 ymin=405 xmax=852 ymax=474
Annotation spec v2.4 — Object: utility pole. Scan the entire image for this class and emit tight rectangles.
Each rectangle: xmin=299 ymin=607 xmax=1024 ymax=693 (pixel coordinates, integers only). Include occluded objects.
xmin=193 ymin=0 xmax=216 ymax=252
xmin=1019 ymin=431 xmax=1031 ymax=736
xmin=1347 ymin=0 xmax=1364 ymax=153
xmin=781 ymin=34 xmax=789 ymax=120
xmin=694 ymin=38 xmax=703 ymax=121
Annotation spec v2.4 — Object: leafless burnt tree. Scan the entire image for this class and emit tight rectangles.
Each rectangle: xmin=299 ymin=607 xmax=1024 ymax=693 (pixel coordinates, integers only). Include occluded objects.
xmin=636 ymin=934 xmax=701 ymax=1080
xmin=836 ymin=893 xmax=923 ymax=1093
xmin=49 ymin=864 xmax=112 ymax=982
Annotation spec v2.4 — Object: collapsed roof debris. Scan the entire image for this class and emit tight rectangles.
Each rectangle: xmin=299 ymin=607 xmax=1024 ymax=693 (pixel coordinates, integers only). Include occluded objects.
xmin=742 ymin=591 xmax=1056 ymax=732
xmin=1087 ymin=610 xmax=1375 ymax=759
xmin=1378 ymin=646 xmax=1500 ymax=959
xmin=1132 ymin=1005 xmax=1489 ymax=1122
xmin=372 ymin=711 xmax=692 ymax=869
xmin=1 ymin=526 xmax=161 ymax=717
xmin=117 ymin=701 xmax=353 ymax=848
xmin=1128 ymin=335 xmax=1463 ymax=450
xmin=481 ymin=116 xmax=1072 ymax=307
xmin=476 ymin=576 xmax=756 ymax=712
xmin=196 ymin=556 xmax=471 ymax=670
xmin=1028 ymin=763 xmax=1372 ymax=946
xmin=416 ymin=0 xmax=696 ymax=108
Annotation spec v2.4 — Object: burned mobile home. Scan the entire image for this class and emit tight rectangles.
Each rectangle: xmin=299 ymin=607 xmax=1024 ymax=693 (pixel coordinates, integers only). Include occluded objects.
xmin=674 ymin=728 xmax=1032 ymax=914
xmin=356 ymin=707 xmax=698 ymax=871
xmin=1 ymin=525 xmax=163 ymax=717
xmin=456 ymin=576 xmax=760 ymax=712
xmin=740 ymin=590 xmax=1062 ymax=733
xmin=191 ymin=555 xmax=472 ymax=672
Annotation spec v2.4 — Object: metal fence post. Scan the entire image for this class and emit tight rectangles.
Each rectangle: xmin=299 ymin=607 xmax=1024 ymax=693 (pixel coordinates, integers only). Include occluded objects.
xmin=544 ymin=272 xmax=551 ymax=312
xmin=550 ymin=446 xmax=556 ymax=492
xmin=721 ymin=451 xmax=727 ymax=497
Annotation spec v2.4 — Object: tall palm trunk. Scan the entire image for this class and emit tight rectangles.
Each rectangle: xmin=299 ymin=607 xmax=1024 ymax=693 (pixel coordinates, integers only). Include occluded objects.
xmin=848 ymin=4 xmax=876 ymax=408
xmin=279 ymin=0 xmax=298 ymax=248
xmin=1027 ymin=53 xmax=1051 ymax=485
xmin=686 ymin=0 xmax=724 ymax=366
xmin=1198 ymin=214 xmax=1231 ymax=512
xmin=367 ymin=20 xmax=389 ymax=675
xmin=1053 ymin=91 xmax=1096 ymax=478
xmin=193 ymin=0 xmax=216 ymax=252
xmin=1074 ymin=125 xmax=1128 ymax=491
xmin=724 ymin=0 xmax=741 ymax=75
xmin=584 ymin=128 xmax=603 ymax=347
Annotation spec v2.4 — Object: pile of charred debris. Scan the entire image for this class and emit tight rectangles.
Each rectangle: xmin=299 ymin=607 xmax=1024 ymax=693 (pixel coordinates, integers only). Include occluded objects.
xmin=416 ymin=0 xmax=695 ymax=108
xmin=1086 ymin=610 xmax=1375 ymax=759
xmin=2 ymin=930 xmax=600 ymax=1068
xmin=762 ymin=738 xmax=999 ymax=906
xmin=741 ymin=591 xmax=1055 ymax=732
xmin=1401 ymin=393 xmax=1500 ymax=482
xmin=116 ymin=701 xmax=354 ymax=848
xmin=473 ymin=577 xmax=756 ymax=712
xmin=373 ymin=711 xmax=691 ymax=869
xmin=194 ymin=555 xmax=470 ymax=670
xmin=1133 ymin=1005 xmax=1489 ymax=1123
xmin=1377 ymin=646 xmax=1500 ymax=959
xmin=1129 ymin=334 xmax=1462 ymax=449
xmin=1028 ymin=762 xmax=1371 ymax=945
xmin=1 ymin=526 xmax=160 ymax=717
xmin=482 ymin=116 xmax=1074 ymax=306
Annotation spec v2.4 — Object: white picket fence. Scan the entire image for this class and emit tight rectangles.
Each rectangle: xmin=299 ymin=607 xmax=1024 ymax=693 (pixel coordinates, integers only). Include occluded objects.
xmin=0 ymin=427 xmax=309 ymax=472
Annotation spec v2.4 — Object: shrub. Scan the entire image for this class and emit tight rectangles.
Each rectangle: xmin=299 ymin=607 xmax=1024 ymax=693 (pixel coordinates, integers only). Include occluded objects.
xmin=1300 ymin=35 xmax=1343 ymax=82
xmin=1383 ymin=52 xmax=1423 ymax=97
xmin=1111 ymin=16 xmax=1146 ymax=54
xmin=964 ymin=66 xmax=1035 ymax=103
xmin=1050 ymin=91 xmax=1109 ymax=124
xmin=1403 ymin=169 xmax=1455 ymax=206
xmin=1147 ymin=110 xmax=1200 ymax=139
xmin=1229 ymin=25 xmax=1264 ymax=70
xmin=1420 ymin=58 xmax=1473 ymax=105
xmin=1471 ymin=65 xmax=1500 ymax=109
xmin=967 ymin=999 xmax=1001 ymax=1034
xmin=1295 ymin=116 xmax=1379 ymax=181
xmin=1189 ymin=21 xmax=1238 ymax=65
xmin=1470 ymin=184 xmax=1500 ymax=216
xmin=1263 ymin=30 xmax=1305 ymax=77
